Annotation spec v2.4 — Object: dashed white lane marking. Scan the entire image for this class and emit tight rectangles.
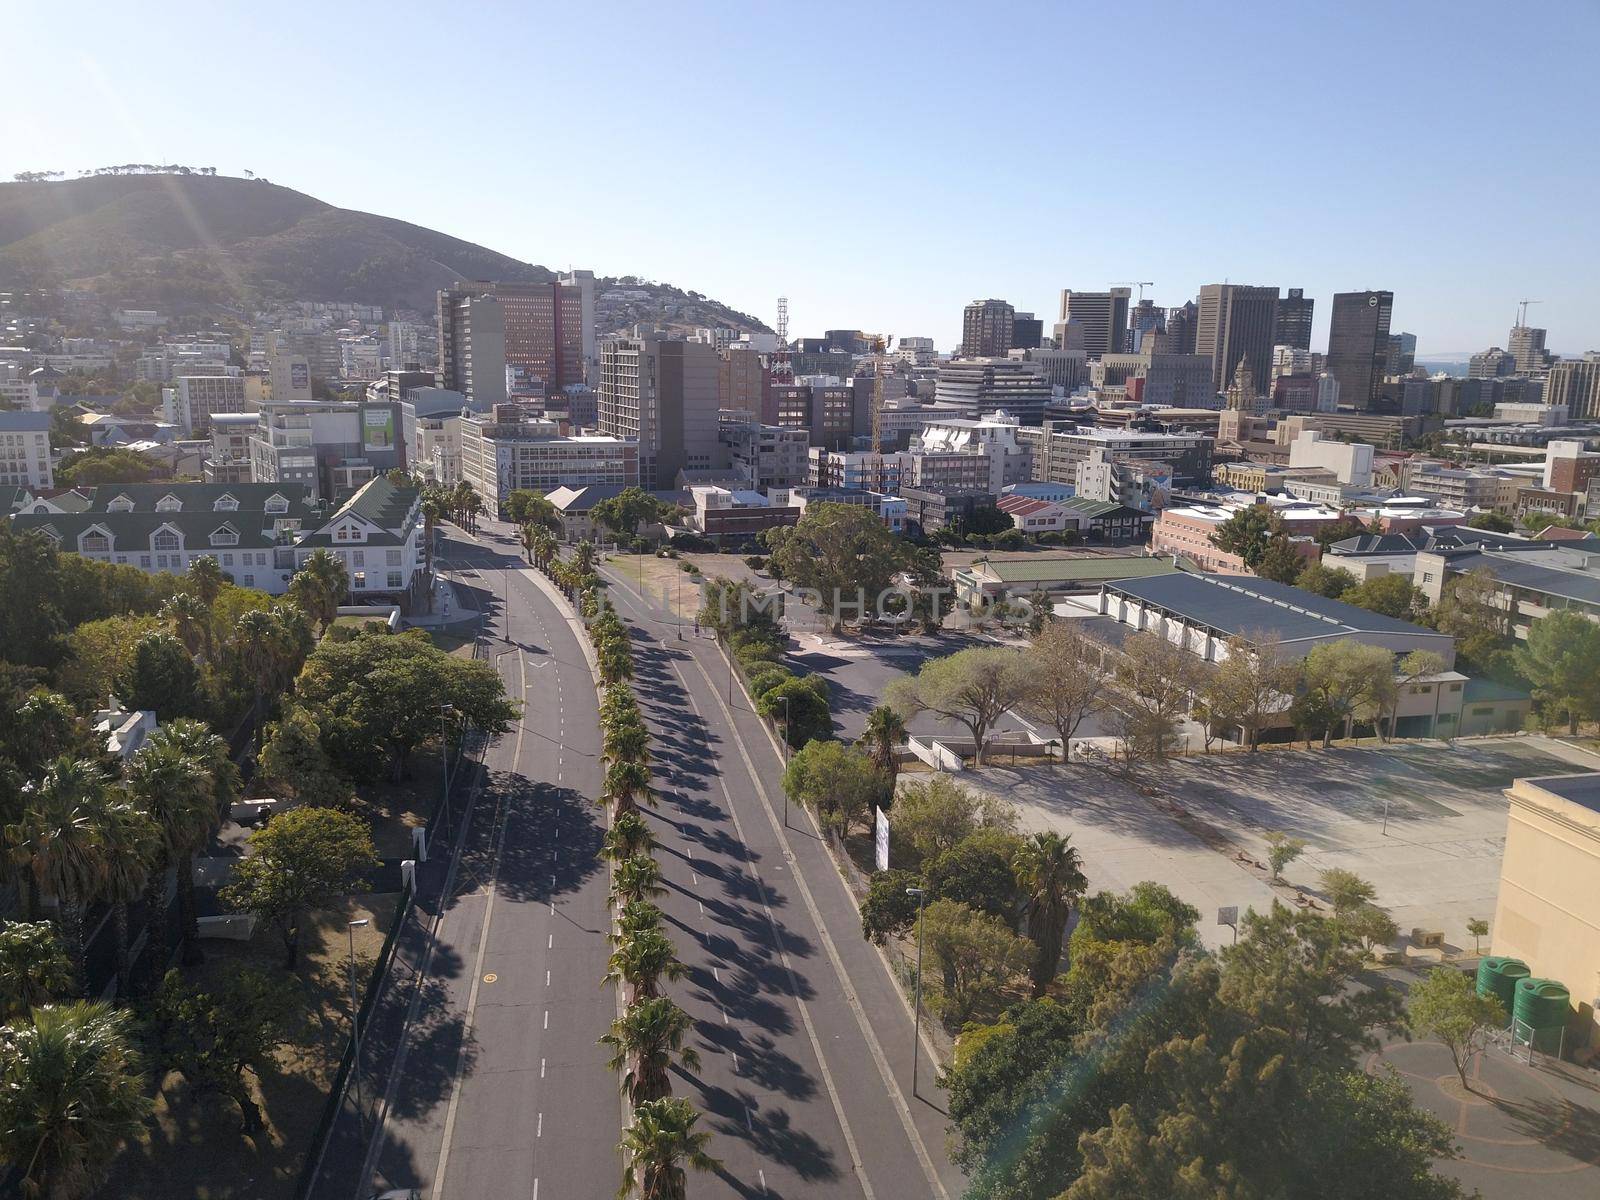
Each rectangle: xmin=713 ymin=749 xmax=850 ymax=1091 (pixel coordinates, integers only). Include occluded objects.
xmin=543 ymin=1009 xmax=549 ymax=1030
xmin=540 ymin=1058 xmax=546 ymax=1078
xmin=536 ymin=1112 xmax=543 ymax=1138
xmin=547 ymin=933 xmax=553 ymax=949
xmin=720 ymin=1005 xmax=729 ymax=1026
xmin=759 ymin=1169 xmax=768 ymax=1194
xmin=692 ymin=872 xmax=700 ymax=885
xmin=545 ymin=969 xmax=551 ymax=986
xmin=697 ymin=901 xmax=704 ymax=916
xmin=732 ymin=1052 xmax=740 ymax=1073
xmin=713 ymin=967 xmax=722 ymax=984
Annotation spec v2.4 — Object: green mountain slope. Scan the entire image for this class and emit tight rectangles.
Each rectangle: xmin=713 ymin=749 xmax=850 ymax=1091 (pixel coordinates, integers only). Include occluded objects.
xmin=0 ymin=174 xmax=766 ymax=332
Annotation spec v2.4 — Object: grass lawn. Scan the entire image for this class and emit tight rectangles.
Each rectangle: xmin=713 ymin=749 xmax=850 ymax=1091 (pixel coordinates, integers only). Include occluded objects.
xmin=104 ymin=893 xmax=399 ymax=1200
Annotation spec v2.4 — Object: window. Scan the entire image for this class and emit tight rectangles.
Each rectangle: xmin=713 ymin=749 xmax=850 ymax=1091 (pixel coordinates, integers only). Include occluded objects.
xmin=242 ymin=574 xmax=254 ymax=587
xmin=214 ymin=495 xmax=239 ymax=511
xmin=353 ymin=571 xmax=367 ymax=589
xmin=80 ymin=531 xmax=110 ymax=553
xmin=352 ymin=550 xmax=364 ymax=567
xmin=1449 ymin=682 xmax=1463 ymax=692
xmin=387 ymin=549 xmax=402 ymax=566
xmin=222 ymin=553 xmax=234 ymax=567
xmin=387 ymin=572 xmax=404 ymax=589
xmin=265 ymin=494 xmax=289 ymax=514
xmin=152 ymin=530 xmax=180 ymax=552
xmin=107 ymin=495 xmax=134 ymax=512
xmin=210 ymin=527 xmax=238 ymax=546
xmin=155 ymin=495 xmax=182 ymax=512
xmin=1471 ymin=706 xmax=1495 ymax=717
xmin=140 ymin=554 xmax=152 ymax=568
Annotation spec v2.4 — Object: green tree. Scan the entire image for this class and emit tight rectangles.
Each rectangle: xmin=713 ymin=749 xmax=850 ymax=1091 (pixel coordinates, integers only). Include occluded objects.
xmin=926 ymin=830 xmax=1025 ymax=922
xmin=858 ymin=703 xmax=907 ymax=790
xmin=1210 ymin=504 xmax=1283 ymax=569
xmin=601 ymin=759 xmax=653 ymax=818
xmin=125 ymin=733 xmax=221 ymax=967
xmin=1012 ymin=831 xmax=1088 ymax=995
xmin=1295 ymin=560 xmax=1360 ymax=599
xmin=1432 ymin=568 xmax=1511 ymax=671
xmin=781 ymin=740 xmax=882 ymax=836
xmin=617 ymin=1096 xmax=720 ymax=1200
xmin=54 ymin=446 xmax=160 ymax=487
xmin=1314 ymin=513 xmax=1369 ymax=552
xmin=1106 ymin=631 xmax=1207 ymax=762
xmin=1319 ymin=867 xmax=1378 ymax=916
xmin=757 ymin=673 xmax=831 ymax=748
xmin=116 ymin=630 xmax=201 ymax=718
xmin=604 ymin=927 xmax=687 ymax=1004
xmin=889 ymin=774 xmax=1016 ymax=865
xmin=1341 ymin=573 xmax=1427 ymax=621
xmin=1266 ymin=831 xmax=1306 ymax=880
xmin=611 ymin=855 xmax=667 ymax=907
xmin=185 ymin=553 xmax=226 ymax=608
xmin=257 ymin=707 xmax=349 ymax=808
xmin=6 ymin=758 xmax=110 ymax=970
xmin=1299 ymin=640 xmax=1397 ymax=747
xmin=504 ymin=489 xmax=560 ymax=531
xmin=601 ymin=811 xmax=657 ymax=863
xmin=0 ymin=1002 xmax=150 ymax=1200
xmin=886 ymin=646 xmax=1034 ymax=765
xmin=0 ymin=922 xmax=74 ymax=1020
xmin=592 ymin=487 xmax=667 ymax=539
xmin=859 ymin=868 xmax=921 ymax=944
xmin=287 ymin=547 xmax=348 ymax=634
xmin=1 ymin=692 xmax=93 ymax=780
xmin=160 ymin=591 xmax=213 ymax=663
xmin=1466 ymin=917 xmax=1489 ymax=955
xmin=220 ymin=807 xmax=378 ymax=968
xmin=1411 ymin=966 xmax=1515 ymax=1090
xmin=293 ymin=630 xmax=518 ymax=781
xmin=600 ymin=997 xmax=700 ymax=1105
xmin=147 ymin=967 xmax=301 ymax=1132
xmin=1517 ymin=610 xmax=1600 ymax=732
xmin=1256 ymin=534 xmax=1305 ymax=583
xmin=763 ymin=502 xmax=908 ymax=631
xmin=920 ymin=898 xmax=1032 ymax=1027
xmin=1466 ymin=510 xmax=1514 ymax=533
xmin=96 ymin=797 xmax=159 ymax=997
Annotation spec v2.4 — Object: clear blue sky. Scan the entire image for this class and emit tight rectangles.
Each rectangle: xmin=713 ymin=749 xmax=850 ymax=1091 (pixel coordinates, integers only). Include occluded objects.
xmin=6 ymin=0 xmax=1598 ymax=356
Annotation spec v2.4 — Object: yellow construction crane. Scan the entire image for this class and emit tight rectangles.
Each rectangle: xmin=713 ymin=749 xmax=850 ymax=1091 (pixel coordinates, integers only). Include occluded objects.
xmin=1111 ymin=281 xmax=1156 ymax=303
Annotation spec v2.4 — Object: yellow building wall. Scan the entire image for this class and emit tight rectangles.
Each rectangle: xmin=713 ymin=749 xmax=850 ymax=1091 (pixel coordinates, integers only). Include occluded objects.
xmin=1491 ymin=779 xmax=1600 ymax=1054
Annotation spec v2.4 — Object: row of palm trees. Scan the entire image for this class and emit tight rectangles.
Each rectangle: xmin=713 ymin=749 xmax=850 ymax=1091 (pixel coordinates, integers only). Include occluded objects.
xmin=569 ymin=573 xmax=717 ymax=1199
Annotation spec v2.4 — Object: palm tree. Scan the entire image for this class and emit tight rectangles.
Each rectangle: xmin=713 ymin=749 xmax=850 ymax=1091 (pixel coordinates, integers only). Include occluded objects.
xmin=234 ymin=610 xmax=281 ymax=754
xmin=0 ymin=922 xmax=74 ymax=1020
xmin=598 ymin=641 xmax=634 ymax=686
xmin=125 ymin=738 xmax=216 ymax=970
xmin=160 ymin=592 xmax=212 ymax=663
xmin=574 ymin=539 xmax=597 ymax=576
xmin=601 ymin=997 xmax=700 ymax=1104
xmin=859 ymin=704 xmax=907 ymax=790
xmin=518 ymin=522 xmax=539 ymax=564
xmin=7 ymin=759 xmax=109 ymax=972
xmin=290 ymin=548 xmax=347 ymax=633
xmin=531 ymin=527 xmax=557 ymax=571
xmin=609 ymin=899 xmax=664 ymax=946
xmin=611 ymin=855 xmax=667 ymax=907
xmin=603 ymin=718 xmax=650 ymax=765
xmin=602 ymin=811 xmax=657 ymax=862
xmin=0 ymin=1001 xmax=151 ymax=1200
xmin=185 ymin=554 xmax=226 ymax=608
xmin=151 ymin=719 xmax=241 ymax=813
xmin=618 ymin=1096 xmax=720 ymax=1200
xmin=604 ymin=927 xmax=686 ymax=1003
xmin=601 ymin=759 xmax=653 ymax=818
xmin=95 ymin=798 xmax=159 ymax=998
xmin=1012 ymin=831 xmax=1088 ymax=996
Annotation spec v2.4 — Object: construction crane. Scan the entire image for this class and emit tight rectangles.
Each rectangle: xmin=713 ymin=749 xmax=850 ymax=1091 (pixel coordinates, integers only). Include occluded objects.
xmin=1516 ymin=298 xmax=1542 ymax=328
xmin=1111 ymin=281 xmax=1156 ymax=302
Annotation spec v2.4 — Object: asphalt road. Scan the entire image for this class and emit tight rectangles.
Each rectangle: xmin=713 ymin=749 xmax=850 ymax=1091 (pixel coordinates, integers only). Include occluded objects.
xmin=599 ymin=558 xmax=965 ymax=1200
xmin=314 ymin=525 xmax=618 ymax=1200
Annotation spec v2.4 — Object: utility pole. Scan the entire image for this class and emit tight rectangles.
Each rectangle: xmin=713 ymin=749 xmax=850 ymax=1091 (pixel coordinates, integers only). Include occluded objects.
xmin=907 ymin=886 xmax=928 ymax=1097
xmin=347 ymin=917 xmax=371 ymax=1135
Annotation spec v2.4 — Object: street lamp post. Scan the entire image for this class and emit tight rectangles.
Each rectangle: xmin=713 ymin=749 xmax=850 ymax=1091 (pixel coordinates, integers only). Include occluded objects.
xmin=906 ymin=886 xmax=927 ymax=1097
xmin=780 ymin=695 xmax=792 ymax=826
xmin=347 ymin=917 xmax=371 ymax=1134
xmin=439 ymin=703 xmax=456 ymax=841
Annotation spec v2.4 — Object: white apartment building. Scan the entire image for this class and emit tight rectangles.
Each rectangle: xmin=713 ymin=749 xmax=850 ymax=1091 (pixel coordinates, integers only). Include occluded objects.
xmin=459 ymin=408 xmax=639 ymax=517
xmin=164 ymin=374 xmax=260 ymax=436
xmin=1286 ymin=430 xmax=1374 ymax=486
xmin=0 ymin=363 xmax=41 ymax=411
xmin=902 ymin=411 xmax=1033 ymax=494
xmin=0 ymin=411 xmax=53 ymax=488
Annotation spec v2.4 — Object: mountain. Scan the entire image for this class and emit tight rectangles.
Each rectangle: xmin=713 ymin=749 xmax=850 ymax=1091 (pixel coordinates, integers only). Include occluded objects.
xmin=0 ymin=173 xmax=769 ymax=334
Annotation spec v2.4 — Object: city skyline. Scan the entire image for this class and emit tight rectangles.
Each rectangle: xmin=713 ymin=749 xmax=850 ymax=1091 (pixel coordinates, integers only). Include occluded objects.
xmin=5 ymin=1 xmax=1599 ymax=358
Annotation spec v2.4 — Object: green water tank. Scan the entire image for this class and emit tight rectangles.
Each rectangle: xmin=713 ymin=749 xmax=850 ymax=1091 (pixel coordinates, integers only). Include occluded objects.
xmin=1475 ymin=957 xmax=1528 ymax=1020
xmin=1512 ymin=977 xmax=1571 ymax=1053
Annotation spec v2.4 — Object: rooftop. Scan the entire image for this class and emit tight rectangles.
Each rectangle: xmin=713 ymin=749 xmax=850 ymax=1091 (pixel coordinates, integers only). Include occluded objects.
xmin=1523 ymin=773 xmax=1600 ymax=817
xmin=1103 ymin=572 xmax=1452 ymax=647
xmin=966 ymin=556 xmax=1178 ymax=584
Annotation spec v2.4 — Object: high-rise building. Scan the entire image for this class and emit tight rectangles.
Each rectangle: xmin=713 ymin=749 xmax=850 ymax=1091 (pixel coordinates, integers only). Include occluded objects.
xmin=1386 ymin=331 xmax=1417 ymax=376
xmin=598 ymin=335 xmax=721 ymax=488
xmin=1470 ymin=347 xmax=1517 ymax=379
xmin=1545 ymin=353 xmax=1600 ymax=421
xmin=436 ymin=290 xmax=507 ymax=407
xmin=1127 ymin=300 xmax=1164 ymax=353
xmin=1196 ymin=284 xmax=1278 ymax=397
xmin=934 ymin=359 xmax=1052 ymax=423
xmin=1054 ymin=288 xmax=1131 ymax=360
xmin=440 ymin=279 xmax=590 ymax=395
xmin=560 ymin=270 xmax=598 ymax=383
xmin=1274 ymin=288 xmax=1314 ymax=351
xmin=1162 ymin=301 xmax=1199 ymax=355
xmin=1325 ymin=290 xmax=1394 ymax=410
xmin=961 ymin=299 xmax=1015 ymax=358
xmin=1509 ymin=324 xmax=1550 ymax=375
xmin=1011 ymin=312 xmax=1043 ymax=351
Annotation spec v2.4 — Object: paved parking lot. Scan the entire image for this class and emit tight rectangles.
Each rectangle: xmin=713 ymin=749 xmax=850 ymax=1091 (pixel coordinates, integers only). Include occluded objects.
xmin=962 ymin=736 xmax=1600 ymax=953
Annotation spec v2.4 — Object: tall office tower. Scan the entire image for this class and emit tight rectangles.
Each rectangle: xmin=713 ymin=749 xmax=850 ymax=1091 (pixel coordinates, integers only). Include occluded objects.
xmin=1508 ymin=323 xmax=1549 ymax=374
xmin=961 ymin=299 xmax=1016 ymax=357
xmin=443 ymin=279 xmax=590 ymax=393
xmin=1162 ymin=301 xmax=1199 ymax=355
xmin=1545 ymin=353 xmax=1600 ymax=420
xmin=1195 ymin=284 xmax=1278 ymax=396
xmin=1274 ymin=288 xmax=1314 ymax=350
xmin=598 ymin=335 xmax=721 ymax=488
xmin=560 ymin=270 xmax=598 ymax=383
xmin=436 ymin=290 xmax=507 ymax=407
xmin=1054 ymin=288 xmax=1131 ymax=360
xmin=1325 ymin=290 xmax=1394 ymax=410
xmin=1011 ymin=312 xmax=1043 ymax=351
xmin=1127 ymin=299 xmax=1165 ymax=352
xmin=1386 ymin=332 xmax=1417 ymax=376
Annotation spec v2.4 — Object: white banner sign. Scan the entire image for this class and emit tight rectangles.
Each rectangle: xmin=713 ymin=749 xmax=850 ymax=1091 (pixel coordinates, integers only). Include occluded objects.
xmin=874 ymin=806 xmax=890 ymax=872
